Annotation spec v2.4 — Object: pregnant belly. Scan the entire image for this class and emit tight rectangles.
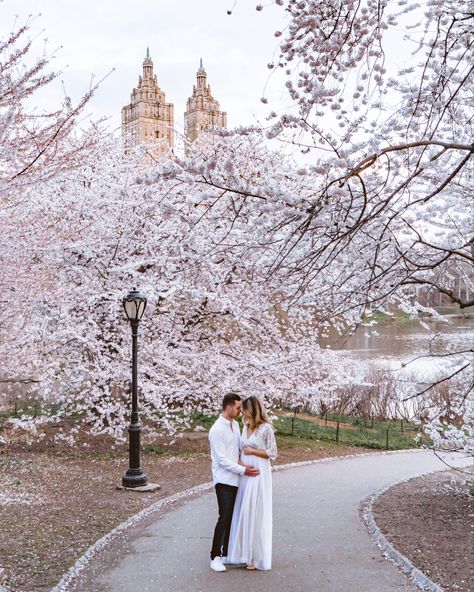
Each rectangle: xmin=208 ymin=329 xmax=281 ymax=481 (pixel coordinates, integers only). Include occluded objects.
xmin=241 ymin=452 xmax=269 ymax=470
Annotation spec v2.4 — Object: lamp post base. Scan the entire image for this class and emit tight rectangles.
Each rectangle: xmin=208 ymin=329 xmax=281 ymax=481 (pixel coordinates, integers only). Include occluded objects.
xmin=118 ymin=482 xmax=161 ymax=492
xmin=122 ymin=468 xmax=148 ymax=488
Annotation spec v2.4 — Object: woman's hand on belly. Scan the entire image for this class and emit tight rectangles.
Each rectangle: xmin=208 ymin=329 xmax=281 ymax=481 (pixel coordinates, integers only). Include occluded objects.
xmin=242 ymin=445 xmax=255 ymax=456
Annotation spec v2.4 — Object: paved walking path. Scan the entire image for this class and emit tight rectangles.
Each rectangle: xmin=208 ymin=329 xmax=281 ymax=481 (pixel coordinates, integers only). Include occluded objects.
xmin=62 ymin=450 xmax=472 ymax=592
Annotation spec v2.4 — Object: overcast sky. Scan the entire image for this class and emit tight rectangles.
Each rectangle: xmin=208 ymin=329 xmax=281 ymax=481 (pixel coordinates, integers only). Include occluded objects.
xmin=2 ymin=0 xmax=289 ymax=136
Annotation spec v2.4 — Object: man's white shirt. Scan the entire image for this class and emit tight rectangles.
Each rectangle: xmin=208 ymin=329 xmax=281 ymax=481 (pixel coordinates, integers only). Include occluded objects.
xmin=209 ymin=415 xmax=246 ymax=486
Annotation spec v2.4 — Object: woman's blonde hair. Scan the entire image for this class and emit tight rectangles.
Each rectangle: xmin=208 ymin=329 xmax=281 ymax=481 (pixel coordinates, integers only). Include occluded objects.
xmin=242 ymin=396 xmax=272 ymax=430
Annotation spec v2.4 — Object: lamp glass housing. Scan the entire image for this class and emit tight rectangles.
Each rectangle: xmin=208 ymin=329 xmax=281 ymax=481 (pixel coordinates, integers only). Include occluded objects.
xmin=123 ymin=288 xmax=147 ymax=321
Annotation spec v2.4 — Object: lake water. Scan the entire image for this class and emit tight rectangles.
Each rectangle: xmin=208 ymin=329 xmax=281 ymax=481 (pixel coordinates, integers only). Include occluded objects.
xmin=318 ymin=315 xmax=474 ymax=382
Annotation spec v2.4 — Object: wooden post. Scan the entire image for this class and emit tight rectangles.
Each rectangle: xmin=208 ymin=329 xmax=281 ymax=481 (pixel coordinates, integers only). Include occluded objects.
xmin=400 ymin=420 xmax=404 ymax=433
xmin=336 ymin=421 xmax=340 ymax=443
xmin=325 ymin=411 xmax=328 ymax=427
xmin=386 ymin=428 xmax=389 ymax=450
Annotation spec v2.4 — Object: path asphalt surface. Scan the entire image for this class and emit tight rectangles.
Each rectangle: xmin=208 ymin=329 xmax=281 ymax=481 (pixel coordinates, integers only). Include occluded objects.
xmin=66 ymin=450 xmax=472 ymax=592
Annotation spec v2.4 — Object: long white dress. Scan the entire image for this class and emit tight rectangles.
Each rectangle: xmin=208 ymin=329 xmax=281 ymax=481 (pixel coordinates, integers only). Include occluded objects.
xmin=227 ymin=422 xmax=278 ymax=570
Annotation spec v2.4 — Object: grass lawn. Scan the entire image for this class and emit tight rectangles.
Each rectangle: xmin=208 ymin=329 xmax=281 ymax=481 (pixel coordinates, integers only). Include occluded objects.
xmin=274 ymin=412 xmax=425 ymax=450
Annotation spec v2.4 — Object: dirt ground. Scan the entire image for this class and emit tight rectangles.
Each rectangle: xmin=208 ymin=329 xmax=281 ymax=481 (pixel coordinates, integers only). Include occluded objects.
xmin=373 ymin=469 xmax=474 ymax=592
xmin=0 ymin=434 xmax=360 ymax=592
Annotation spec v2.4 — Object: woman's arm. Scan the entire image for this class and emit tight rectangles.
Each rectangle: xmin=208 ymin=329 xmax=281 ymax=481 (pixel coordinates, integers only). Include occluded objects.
xmin=242 ymin=444 xmax=269 ymax=459
xmin=264 ymin=425 xmax=278 ymax=461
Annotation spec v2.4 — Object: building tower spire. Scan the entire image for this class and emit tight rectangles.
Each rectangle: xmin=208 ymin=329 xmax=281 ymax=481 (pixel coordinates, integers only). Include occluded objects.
xmin=196 ymin=58 xmax=207 ymax=89
xmin=143 ymin=47 xmax=153 ymax=79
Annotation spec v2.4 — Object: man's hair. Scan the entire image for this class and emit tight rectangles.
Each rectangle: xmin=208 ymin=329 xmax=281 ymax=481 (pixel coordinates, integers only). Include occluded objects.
xmin=222 ymin=392 xmax=242 ymax=410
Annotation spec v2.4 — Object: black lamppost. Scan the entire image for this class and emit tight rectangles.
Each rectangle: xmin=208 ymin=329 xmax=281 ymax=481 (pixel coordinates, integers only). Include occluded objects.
xmin=122 ymin=288 xmax=148 ymax=488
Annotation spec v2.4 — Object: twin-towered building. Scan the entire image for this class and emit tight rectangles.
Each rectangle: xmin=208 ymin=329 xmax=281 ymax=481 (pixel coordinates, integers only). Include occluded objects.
xmin=121 ymin=49 xmax=227 ymax=154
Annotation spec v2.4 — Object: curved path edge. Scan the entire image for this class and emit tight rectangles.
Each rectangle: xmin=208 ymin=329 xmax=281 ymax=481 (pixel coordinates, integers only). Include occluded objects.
xmin=361 ymin=475 xmax=445 ymax=592
xmin=51 ymin=448 xmax=424 ymax=592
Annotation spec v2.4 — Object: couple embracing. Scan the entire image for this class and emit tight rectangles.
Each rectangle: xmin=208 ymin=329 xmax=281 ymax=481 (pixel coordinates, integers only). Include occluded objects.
xmin=208 ymin=393 xmax=278 ymax=572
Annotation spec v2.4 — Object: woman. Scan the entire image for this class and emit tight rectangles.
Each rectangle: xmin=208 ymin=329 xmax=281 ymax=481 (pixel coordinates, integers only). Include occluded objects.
xmin=227 ymin=396 xmax=278 ymax=570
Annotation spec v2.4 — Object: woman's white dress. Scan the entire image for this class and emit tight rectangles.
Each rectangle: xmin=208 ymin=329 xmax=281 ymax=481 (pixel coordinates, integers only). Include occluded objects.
xmin=227 ymin=422 xmax=278 ymax=570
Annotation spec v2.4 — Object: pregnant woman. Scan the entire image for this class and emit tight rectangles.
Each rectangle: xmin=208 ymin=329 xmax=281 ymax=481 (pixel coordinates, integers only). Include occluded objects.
xmin=227 ymin=396 xmax=278 ymax=570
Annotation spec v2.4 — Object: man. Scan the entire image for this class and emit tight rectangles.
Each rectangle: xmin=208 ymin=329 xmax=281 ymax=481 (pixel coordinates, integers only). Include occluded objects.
xmin=209 ymin=393 xmax=260 ymax=572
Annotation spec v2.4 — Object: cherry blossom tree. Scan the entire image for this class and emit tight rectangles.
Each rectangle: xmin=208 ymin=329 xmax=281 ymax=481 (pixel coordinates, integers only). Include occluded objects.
xmin=0 ymin=11 xmax=103 ymax=400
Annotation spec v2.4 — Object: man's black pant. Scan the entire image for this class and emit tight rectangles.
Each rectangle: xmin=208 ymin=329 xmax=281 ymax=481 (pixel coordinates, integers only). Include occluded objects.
xmin=210 ymin=483 xmax=238 ymax=559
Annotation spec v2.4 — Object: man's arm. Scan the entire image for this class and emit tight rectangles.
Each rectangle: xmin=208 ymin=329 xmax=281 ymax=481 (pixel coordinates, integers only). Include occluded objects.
xmin=209 ymin=428 xmax=246 ymax=475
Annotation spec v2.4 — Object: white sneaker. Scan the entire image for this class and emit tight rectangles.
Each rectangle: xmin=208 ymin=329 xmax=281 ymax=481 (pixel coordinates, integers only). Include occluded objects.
xmin=210 ymin=557 xmax=226 ymax=572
